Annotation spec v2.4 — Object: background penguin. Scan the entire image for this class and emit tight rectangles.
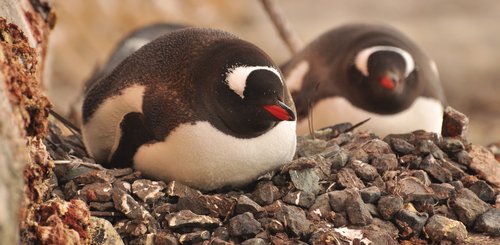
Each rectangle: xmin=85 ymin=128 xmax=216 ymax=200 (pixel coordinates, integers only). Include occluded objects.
xmin=281 ymin=23 xmax=446 ymax=136
xmin=82 ymin=28 xmax=297 ymax=191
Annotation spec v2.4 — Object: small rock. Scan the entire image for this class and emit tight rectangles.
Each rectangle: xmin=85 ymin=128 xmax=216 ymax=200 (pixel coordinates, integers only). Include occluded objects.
xmin=397 ymin=177 xmax=434 ymax=202
xmin=89 ymin=202 xmax=114 ymax=211
xmin=276 ymin=204 xmax=313 ymax=237
xmin=259 ymin=218 xmax=284 ymax=234
xmin=176 ymin=195 xmax=210 ymax=215
xmin=411 ymin=170 xmax=432 ymax=186
xmin=451 ymin=188 xmax=491 ymax=227
xmin=441 ymin=106 xmax=469 ymax=138
xmin=88 ymin=216 xmax=124 ymax=245
xmin=308 ymin=193 xmax=333 ymax=221
xmin=352 ymin=160 xmax=379 ymax=181
xmin=78 ymin=182 xmax=113 ymax=202
xmin=371 ymin=154 xmax=399 ymax=174
xmin=360 ymin=186 xmax=381 ymax=203
xmin=289 ymin=168 xmax=321 ymax=194
xmin=113 ymin=180 xmax=131 ymax=193
xmin=394 ymin=205 xmax=429 ymax=238
xmin=178 ymin=230 xmax=210 ymax=244
xmin=283 ymin=191 xmax=316 ymax=208
xmin=107 ymin=168 xmax=134 ymax=178
xmin=296 ymin=138 xmax=328 ymax=157
xmin=424 ymin=215 xmax=467 ymax=242
xmin=73 ymin=170 xmax=114 ymax=185
xmin=347 ymin=148 xmax=370 ymax=163
xmin=111 ymin=188 xmax=151 ymax=220
xmin=368 ymin=218 xmax=399 ymax=239
xmin=166 ymin=210 xmax=220 ymax=229
xmin=468 ymin=145 xmax=500 ymax=189
xmin=228 ymin=212 xmax=262 ymax=238
xmin=251 ymin=181 xmax=280 ymax=206
xmin=330 ymin=149 xmax=349 ymax=170
xmin=213 ymin=227 xmax=230 ymax=241
xmin=362 ymin=139 xmax=392 ymax=157
xmin=118 ymin=171 xmax=142 ymax=182
xmin=430 ymin=183 xmax=456 ymax=200
xmin=332 ymin=212 xmax=349 ymax=227
xmin=131 ymin=179 xmax=166 ymax=203
xmin=309 ymin=228 xmax=341 ymax=245
xmin=241 ymin=238 xmax=267 ymax=245
xmin=474 ymin=208 xmax=500 ymax=236
xmin=236 ymin=195 xmax=265 ymax=214
xmin=328 ymin=190 xmax=349 ymax=212
xmin=378 ymin=195 xmax=403 ymax=220
xmin=166 ymin=181 xmax=201 ymax=198
xmin=451 ymin=180 xmax=464 ymax=191
xmin=362 ymin=229 xmax=398 ymax=245
xmin=400 ymin=154 xmax=422 ymax=168
xmin=388 ymin=137 xmax=415 ymax=155
xmin=439 ymin=138 xmax=465 ymax=154
xmin=337 ymin=167 xmax=365 ymax=189
xmin=180 ymin=194 xmax=234 ymax=217
xmin=469 ymin=180 xmax=496 ymax=203
xmin=455 ymin=150 xmax=472 ymax=166
xmin=420 ymin=154 xmax=452 ymax=183
xmin=153 ymin=231 xmax=178 ymax=245
xmin=345 ymin=188 xmax=373 ymax=226
xmin=63 ymin=180 xmax=78 ymax=199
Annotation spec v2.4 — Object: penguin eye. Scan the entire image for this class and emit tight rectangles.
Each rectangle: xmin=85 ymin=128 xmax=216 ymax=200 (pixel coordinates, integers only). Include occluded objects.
xmin=355 ymin=46 xmax=415 ymax=78
xmin=225 ymin=66 xmax=282 ymax=100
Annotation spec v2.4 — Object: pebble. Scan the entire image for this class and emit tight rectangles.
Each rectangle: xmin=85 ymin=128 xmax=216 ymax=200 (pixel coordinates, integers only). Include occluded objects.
xmin=329 ymin=149 xmax=349 ymax=170
xmin=424 ymin=215 xmax=467 ymax=242
xmin=178 ymin=230 xmax=210 ymax=244
xmin=378 ymin=195 xmax=404 ymax=220
xmin=439 ymin=138 xmax=465 ymax=154
xmin=345 ymin=188 xmax=373 ymax=226
xmin=308 ymin=193 xmax=333 ymax=221
xmin=468 ymin=145 xmax=500 ymax=189
xmin=241 ymin=238 xmax=268 ymax=245
xmin=337 ymin=167 xmax=365 ymax=189
xmin=474 ymin=208 xmax=500 ymax=236
xmin=388 ymin=137 xmax=415 ymax=155
xmin=112 ymin=188 xmax=151 ymax=220
xmin=397 ymin=177 xmax=434 ymax=202
xmin=351 ymin=160 xmax=380 ymax=181
xmin=360 ymin=186 xmax=381 ymax=203
xmin=371 ymin=153 xmax=399 ymax=174
xmin=78 ymin=182 xmax=113 ymax=202
xmin=289 ymin=168 xmax=321 ymax=194
xmin=276 ymin=204 xmax=312 ymax=237
xmin=441 ymin=106 xmax=469 ymax=138
xmin=282 ymin=191 xmax=316 ymax=209
xmin=236 ymin=195 xmax=265 ymax=215
xmin=451 ymin=188 xmax=491 ymax=227
xmin=394 ymin=205 xmax=429 ymax=238
xmin=429 ymin=183 xmax=456 ymax=200
xmin=228 ymin=212 xmax=262 ymax=238
xmin=131 ymin=179 xmax=166 ymax=203
xmin=469 ymin=180 xmax=496 ymax=202
xmin=251 ymin=181 xmax=280 ymax=206
xmin=88 ymin=216 xmax=124 ymax=245
xmin=165 ymin=210 xmax=221 ymax=229
xmin=411 ymin=170 xmax=432 ymax=186
xmin=420 ymin=154 xmax=452 ymax=183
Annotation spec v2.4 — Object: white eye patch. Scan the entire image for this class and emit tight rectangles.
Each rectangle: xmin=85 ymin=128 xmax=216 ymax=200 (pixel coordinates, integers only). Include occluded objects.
xmin=354 ymin=46 xmax=415 ymax=78
xmin=225 ymin=66 xmax=282 ymax=99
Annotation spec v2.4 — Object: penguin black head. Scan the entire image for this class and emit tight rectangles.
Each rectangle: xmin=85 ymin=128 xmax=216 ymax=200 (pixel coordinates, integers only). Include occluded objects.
xmin=192 ymin=40 xmax=296 ymax=138
xmin=349 ymin=45 xmax=417 ymax=113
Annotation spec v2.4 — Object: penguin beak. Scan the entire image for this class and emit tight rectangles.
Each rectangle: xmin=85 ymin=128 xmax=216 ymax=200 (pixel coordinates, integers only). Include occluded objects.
xmin=263 ymin=100 xmax=296 ymax=121
xmin=380 ymin=72 xmax=400 ymax=91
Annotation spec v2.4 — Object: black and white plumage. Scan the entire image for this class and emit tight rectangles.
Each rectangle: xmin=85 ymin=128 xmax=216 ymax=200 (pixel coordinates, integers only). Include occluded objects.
xmin=82 ymin=28 xmax=297 ymax=191
xmin=281 ymin=23 xmax=446 ymax=136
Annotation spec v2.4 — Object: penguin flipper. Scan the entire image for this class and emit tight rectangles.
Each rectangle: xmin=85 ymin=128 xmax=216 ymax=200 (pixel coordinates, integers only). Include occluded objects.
xmin=108 ymin=112 xmax=155 ymax=168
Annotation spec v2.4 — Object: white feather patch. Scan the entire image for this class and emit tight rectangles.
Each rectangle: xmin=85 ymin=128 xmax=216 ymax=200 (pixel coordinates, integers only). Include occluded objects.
xmin=133 ymin=120 xmax=297 ymax=191
xmin=82 ymin=85 xmax=145 ymax=163
xmin=354 ymin=46 xmax=415 ymax=77
xmin=284 ymin=61 xmax=310 ymax=92
xmin=296 ymin=96 xmax=443 ymax=136
xmin=225 ymin=66 xmax=282 ymax=99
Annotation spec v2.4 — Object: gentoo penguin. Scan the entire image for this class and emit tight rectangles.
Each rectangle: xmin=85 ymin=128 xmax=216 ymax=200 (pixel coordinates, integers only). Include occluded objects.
xmin=82 ymin=28 xmax=297 ymax=191
xmin=281 ymin=23 xmax=445 ymax=136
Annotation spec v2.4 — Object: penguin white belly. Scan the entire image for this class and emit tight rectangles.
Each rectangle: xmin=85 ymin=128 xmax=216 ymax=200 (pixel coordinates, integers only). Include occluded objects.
xmin=134 ymin=120 xmax=297 ymax=191
xmin=82 ymin=85 xmax=145 ymax=163
xmin=297 ymin=97 xmax=443 ymax=136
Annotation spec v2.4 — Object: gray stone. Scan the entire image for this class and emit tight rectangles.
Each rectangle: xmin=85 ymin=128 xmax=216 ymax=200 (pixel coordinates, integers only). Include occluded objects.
xmin=400 ymin=154 xmax=422 ymax=169
xmin=389 ymin=137 xmax=415 ymax=155
xmin=330 ymin=149 xmax=349 ymax=170
xmin=377 ymin=195 xmax=403 ymax=220
xmin=251 ymin=181 xmax=280 ymax=206
xmin=165 ymin=181 xmax=201 ymax=198
xmin=332 ymin=212 xmax=348 ymax=227
xmin=213 ymin=227 xmax=230 ymax=241
xmin=131 ymin=179 xmax=166 ymax=203
xmin=88 ymin=216 xmax=124 ymax=245
xmin=296 ymin=138 xmax=328 ymax=157
xmin=474 ymin=208 xmax=500 ymax=236
xmin=241 ymin=238 xmax=267 ymax=245
xmin=111 ymin=188 xmax=151 ymax=220
xmin=89 ymin=201 xmax=114 ymax=211
xmin=371 ymin=154 xmax=399 ymax=174
xmin=420 ymin=154 xmax=452 ymax=183
xmin=362 ymin=229 xmax=398 ymax=245
xmin=352 ymin=160 xmax=379 ymax=181
xmin=430 ymin=183 xmax=456 ymax=200
xmin=112 ymin=180 xmax=131 ymax=193
xmin=397 ymin=177 xmax=434 ymax=202
xmin=72 ymin=170 xmax=115 ymax=185
xmin=452 ymin=188 xmax=491 ymax=227
xmin=308 ymin=193 xmax=334 ymax=221
xmin=360 ymin=186 xmax=381 ymax=203
xmin=469 ymin=180 xmax=496 ymax=203
xmin=337 ymin=167 xmax=365 ymax=189
xmin=440 ymin=159 xmax=466 ymax=180
xmin=276 ymin=204 xmax=313 ymax=237
xmin=165 ymin=210 xmax=221 ymax=229
xmin=368 ymin=218 xmax=399 ymax=239
xmin=439 ymin=138 xmax=465 ymax=154
xmin=236 ymin=195 xmax=265 ymax=214
xmin=107 ymin=168 xmax=134 ymax=178
xmin=362 ymin=139 xmax=393 ymax=157
xmin=283 ymin=191 xmax=316 ymax=208
xmin=328 ymin=190 xmax=349 ymax=212
xmin=259 ymin=218 xmax=284 ymax=234
xmin=152 ymin=231 xmax=178 ymax=245
xmin=393 ymin=207 xmax=429 ymax=238
xmin=345 ymin=188 xmax=373 ymax=226
xmin=289 ymin=168 xmax=321 ymax=194
xmin=411 ymin=170 xmax=431 ymax=186
xmin=178 ymin=230 xmax=210 ymax=244
xmin=441 ymin=106 xmax=469 ymax=138
xmin=424 ymin=215 xmax=467 ymax=242
xmin=228 ymin=212 xmax=261 ymax=237
xmin=78 ymin=182 xmax=113 ymax=202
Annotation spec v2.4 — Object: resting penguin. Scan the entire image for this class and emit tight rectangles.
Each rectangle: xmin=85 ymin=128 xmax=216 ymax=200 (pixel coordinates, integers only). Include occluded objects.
xmin=281 ymin=23 xmax=446 ymax=136
xmin=82 ymin=28 xmax=297 ymax=191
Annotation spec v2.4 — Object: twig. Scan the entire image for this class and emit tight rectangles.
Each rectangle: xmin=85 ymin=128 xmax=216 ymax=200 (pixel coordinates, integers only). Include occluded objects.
xmin=260 ymin=0 xmax=303 ymax=54
xmin=91 ymin=211 xmax=123 ymax=217
xmin=53 ymin=158 xmax=104 ymax=170
xmin=49 ymin=108 xmax=82 ymax=135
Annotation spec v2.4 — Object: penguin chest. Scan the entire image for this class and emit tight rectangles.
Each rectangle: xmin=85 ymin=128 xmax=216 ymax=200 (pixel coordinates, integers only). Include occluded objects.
xmin=133 ymin=120 xmax=297 ymax=191
xmin=297 ymin=96 xmax=444 ymax=136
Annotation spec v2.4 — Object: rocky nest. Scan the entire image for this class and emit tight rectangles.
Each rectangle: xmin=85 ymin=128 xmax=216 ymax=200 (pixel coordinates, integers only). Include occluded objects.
xmin=43 ymin=107 xmax=500 ymax=245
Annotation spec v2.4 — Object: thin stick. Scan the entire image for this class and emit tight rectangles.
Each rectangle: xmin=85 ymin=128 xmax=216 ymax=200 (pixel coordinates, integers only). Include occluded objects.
xmin=49 ymin=108 xmax=82 ymax=135
xmin=260 ymin=0 xmax=303 ymax=54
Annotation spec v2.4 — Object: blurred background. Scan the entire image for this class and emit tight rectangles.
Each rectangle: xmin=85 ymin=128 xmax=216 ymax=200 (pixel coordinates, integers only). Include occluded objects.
xmin=44 ymin=0 xmax=500 ymax=145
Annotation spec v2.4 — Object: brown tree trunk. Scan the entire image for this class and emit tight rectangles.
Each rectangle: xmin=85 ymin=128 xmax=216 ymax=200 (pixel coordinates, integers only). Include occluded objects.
xmin=0 ymin=0 xmax=53 ymax=244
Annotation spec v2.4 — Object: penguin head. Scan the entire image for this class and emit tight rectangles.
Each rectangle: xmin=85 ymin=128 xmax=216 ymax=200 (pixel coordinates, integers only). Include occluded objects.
xmin=354 ymin=45 xmax=415 ymax=95
xmin=196 ymin=40 xmax=296 ymax=137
